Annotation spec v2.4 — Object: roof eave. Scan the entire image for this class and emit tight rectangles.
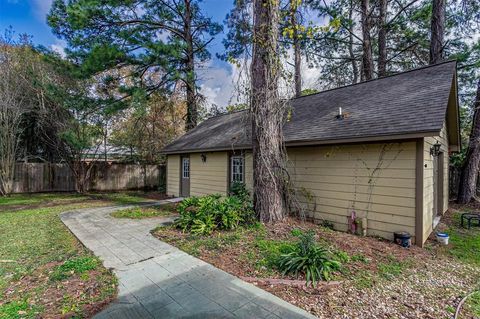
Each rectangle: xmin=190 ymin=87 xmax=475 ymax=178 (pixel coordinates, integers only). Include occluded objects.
xmin=161 ymin=144 xmax=252 ymax=155
xmin=284 ymin=131 xmax=438 ymax=147
xmin=161 ymin=131 xmax=440 ymax=155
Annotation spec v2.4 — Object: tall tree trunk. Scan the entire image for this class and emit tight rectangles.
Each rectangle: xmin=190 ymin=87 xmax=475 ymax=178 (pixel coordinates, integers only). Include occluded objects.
xmin=378 ymin=0 xmax=388 ymax=77
xmin=348 ymin=0 xmax=359 ymax=84
xmin=290 ymin=0 xmax=302 ymax=97
xmin=251 ymin=0 xmax=286 ymax=223
xmin=184 ymin=0 xmax=197 ymax=131
xmin=458 ymin=79 xmax=480 ymax=204
xmin=429 ymin=0 xmax=445 ymax=64
xmin=361 ymin=0 xmax=374 ymax=80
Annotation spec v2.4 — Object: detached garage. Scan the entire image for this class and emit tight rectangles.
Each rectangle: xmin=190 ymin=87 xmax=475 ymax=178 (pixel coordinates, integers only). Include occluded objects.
xmin=162 ymin=61 xmax=460 ymax=246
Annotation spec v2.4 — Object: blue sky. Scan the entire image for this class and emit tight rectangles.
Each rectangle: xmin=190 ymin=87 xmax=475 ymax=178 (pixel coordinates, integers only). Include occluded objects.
xmin=0 ymin=0 xmax=240 ymax=107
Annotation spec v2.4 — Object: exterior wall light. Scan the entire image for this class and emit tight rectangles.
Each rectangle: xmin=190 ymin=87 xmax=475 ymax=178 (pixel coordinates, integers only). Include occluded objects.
xmin=201 ymin=154 xmax=207 ymax=162
xmin=430 ymin=142 xmax=441 ymax=157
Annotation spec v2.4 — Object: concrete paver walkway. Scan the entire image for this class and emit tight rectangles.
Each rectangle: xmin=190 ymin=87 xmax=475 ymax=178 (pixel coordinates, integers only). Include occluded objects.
xmin=60 ymin=200 xmax=317 ymax=319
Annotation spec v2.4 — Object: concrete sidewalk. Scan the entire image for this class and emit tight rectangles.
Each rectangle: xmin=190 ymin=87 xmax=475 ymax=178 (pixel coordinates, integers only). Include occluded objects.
xmin=60 ymin=200 xmax=317 ymax=319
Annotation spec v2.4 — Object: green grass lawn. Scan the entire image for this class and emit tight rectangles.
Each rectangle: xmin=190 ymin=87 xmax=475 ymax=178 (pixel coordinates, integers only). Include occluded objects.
xmin=90 ymin=192 xmax=161 ymax=205
xmin=0 ymin=191 xmax=163 ymax=210
xmin=0 ymin=193 xmax=89 ymax=207
xmin=0 ymin=192 xmax=171 ymax=319
xmin=0 ymin=191 xmax=166 ymax=318
xmin=467 ymin=292 xmax=480 ymax=317
xmin=111 ymin=203 xmax=177 ymax=219
xmin=438 ymin=210 xmax=480 ymax=317
xmin=440 ymin=211 xmax=480 ymax=266
xmin=0 ymin=201 xmax=117 ymax=318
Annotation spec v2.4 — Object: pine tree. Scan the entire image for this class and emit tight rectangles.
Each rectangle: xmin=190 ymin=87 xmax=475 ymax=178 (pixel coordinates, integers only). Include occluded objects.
xmin=48 ymin=0 xmax=222 ymax=131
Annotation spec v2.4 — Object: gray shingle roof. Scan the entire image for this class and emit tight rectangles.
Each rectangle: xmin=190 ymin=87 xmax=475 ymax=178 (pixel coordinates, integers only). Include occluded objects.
xmin=162 ymin=61 xmax=457 ymax=154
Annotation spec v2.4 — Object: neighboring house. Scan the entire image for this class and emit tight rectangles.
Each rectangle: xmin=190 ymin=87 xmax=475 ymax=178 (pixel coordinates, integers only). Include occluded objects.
xmin=83 ymin=144 xmax=138 ymax=163
xmin=162 ymin=61 xmax=460 ymax=246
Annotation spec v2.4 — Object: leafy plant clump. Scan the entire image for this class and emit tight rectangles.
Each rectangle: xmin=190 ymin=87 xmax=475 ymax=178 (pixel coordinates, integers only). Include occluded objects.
xmin=175 ymin=191 xmax=255 ymax=235
xmin=277 ymin=230 xmax=341 ymax=287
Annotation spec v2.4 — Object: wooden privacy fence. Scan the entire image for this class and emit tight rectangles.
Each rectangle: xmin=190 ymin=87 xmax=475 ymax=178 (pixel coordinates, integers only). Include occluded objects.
xmin=12 ymin=162 xmax=166 ymax=193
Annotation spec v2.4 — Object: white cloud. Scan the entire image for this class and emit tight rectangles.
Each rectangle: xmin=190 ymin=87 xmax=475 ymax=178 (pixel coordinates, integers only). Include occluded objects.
xmin=50 ymin=39 xmax=66 ymax=57
xmin=281 ymin=48 xmax=323 ymax=94
xmin=198 ymin=60 xmax=249 ymax=109
xmin=30 ymin=0 xmax=53 ymax=21
xmin=301 ymin=62 xmax=322 ymax=91
xmin=197 ymin=53 xmax=323 ymax=111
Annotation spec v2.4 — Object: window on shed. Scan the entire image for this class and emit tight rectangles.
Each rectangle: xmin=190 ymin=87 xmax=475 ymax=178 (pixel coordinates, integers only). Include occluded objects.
xmin=182 ymin=157 xmax=190 ymax=178
xmin=230 ymin=155 xmax=244 ymax=183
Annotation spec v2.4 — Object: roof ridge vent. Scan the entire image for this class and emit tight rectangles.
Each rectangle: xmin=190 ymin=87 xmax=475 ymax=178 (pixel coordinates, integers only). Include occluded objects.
xmin=336 ymin=107 xmax=349 ymax=120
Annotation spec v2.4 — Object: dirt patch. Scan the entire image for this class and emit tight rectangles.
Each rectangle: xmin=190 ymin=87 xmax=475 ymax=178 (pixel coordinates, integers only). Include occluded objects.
xmin=154 ymin=216 xmax=479 ymax=319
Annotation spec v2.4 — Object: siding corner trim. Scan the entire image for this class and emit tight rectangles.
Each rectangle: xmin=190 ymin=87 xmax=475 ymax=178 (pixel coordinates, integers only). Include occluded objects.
xmin=415 ymin=139 xmax=425 ymax=247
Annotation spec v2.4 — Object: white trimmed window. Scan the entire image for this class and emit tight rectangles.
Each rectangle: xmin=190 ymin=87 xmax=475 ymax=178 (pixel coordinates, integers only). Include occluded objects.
xmin=182 ymin=158 xmax=190 ymax=178
xmin=230 ymin=156 xmax=244 ymax=183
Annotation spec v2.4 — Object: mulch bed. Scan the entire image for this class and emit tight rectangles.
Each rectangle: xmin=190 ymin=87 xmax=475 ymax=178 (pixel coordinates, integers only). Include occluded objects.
xmin=154 ymin=215 xmax=479 ymax=319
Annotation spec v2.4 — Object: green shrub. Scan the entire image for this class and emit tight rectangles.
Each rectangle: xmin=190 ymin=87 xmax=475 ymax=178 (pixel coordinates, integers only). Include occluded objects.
xmin=175 ymin=194 xmax=254 ymax=235
xmin=277 ymin=230 xmax=340 ymax=286
xmin=190 ymin=214 xmax=216 ymax=235
xmin=255 ymin=239 xmax=296 ymax=269
xmin=50 ymin=257 xmax=98 ymax=281
xmin=229 ymin=182 xmax=250 ymax=201
xmin=290 ymin=228 xmax=303 ymax=237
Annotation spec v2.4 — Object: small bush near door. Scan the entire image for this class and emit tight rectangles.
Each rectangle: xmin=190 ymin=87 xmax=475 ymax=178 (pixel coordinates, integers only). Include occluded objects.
xmin=175 ymin=190 xmax=255 ymax=235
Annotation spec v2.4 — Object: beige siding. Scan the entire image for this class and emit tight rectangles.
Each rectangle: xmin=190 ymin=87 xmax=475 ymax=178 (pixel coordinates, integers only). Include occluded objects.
xmin=288 ymin=142 xmax=416 ymax=240
xmin=190 ymin=152 xmax=228 ymax=196
xmin=166 ymin=141 xmax=426 ymax=242
xmin=167 ymin=155 xmax=180 ymax=197
xmin=423 ymin=121 xmax=449 ymax=240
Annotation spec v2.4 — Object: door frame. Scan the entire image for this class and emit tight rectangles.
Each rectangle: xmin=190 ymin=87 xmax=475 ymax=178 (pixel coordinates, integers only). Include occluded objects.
xmin=437 ymin=152 xmax=444 ymax=215
xmin=433 ymin=154 xmax=438 ymax=217
xmin=180 ymin=155 xmax=190 ymax=197
xmin=432 ymin=151 xmax=444 ymax=229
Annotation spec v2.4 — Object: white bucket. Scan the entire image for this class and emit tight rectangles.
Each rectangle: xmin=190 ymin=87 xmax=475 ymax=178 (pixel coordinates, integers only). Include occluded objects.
xmin=436 ymin=233 xmax=449 ymax=245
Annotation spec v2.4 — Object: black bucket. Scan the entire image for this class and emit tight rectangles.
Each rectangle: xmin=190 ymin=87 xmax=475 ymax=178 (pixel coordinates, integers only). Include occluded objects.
xmin=393 ymin=231 xmax=411 ymax=248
